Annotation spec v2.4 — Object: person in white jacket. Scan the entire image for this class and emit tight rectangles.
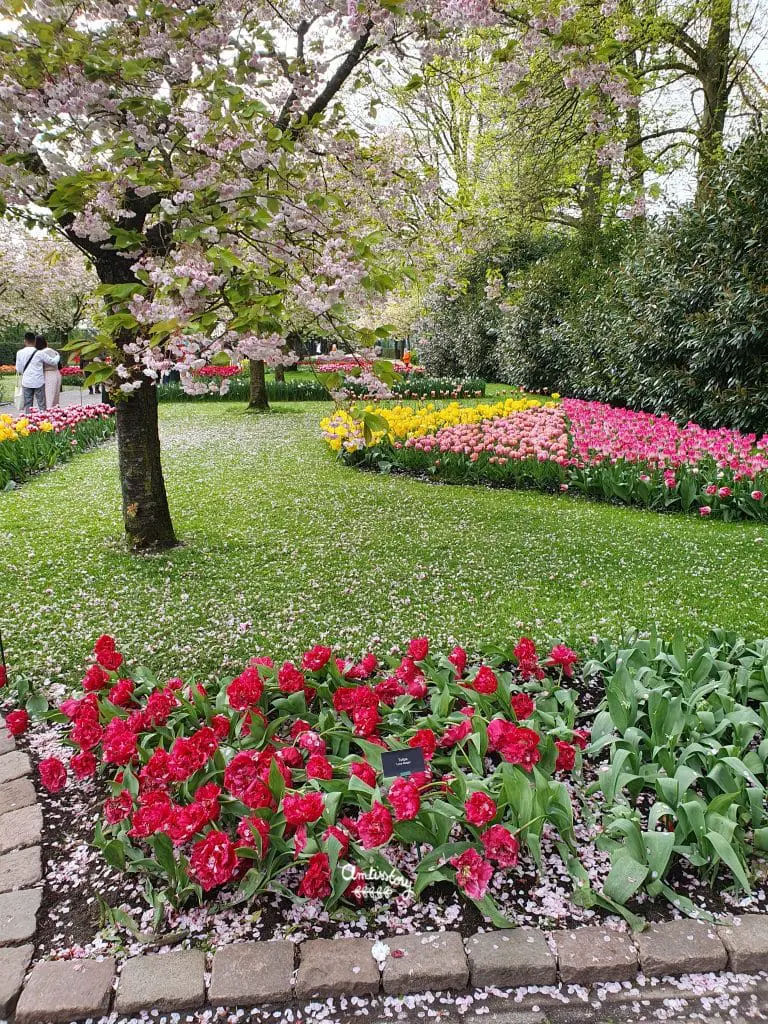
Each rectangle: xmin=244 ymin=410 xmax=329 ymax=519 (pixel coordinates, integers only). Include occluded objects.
xmin=15 ymin=334 xmax=60 ymax=411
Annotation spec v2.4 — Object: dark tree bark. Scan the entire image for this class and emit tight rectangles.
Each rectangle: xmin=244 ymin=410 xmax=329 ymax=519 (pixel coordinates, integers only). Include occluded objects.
xmin=274 ymin=363 xmax=286 ymax=383
xmin=115 ymin=382 xmax=177 ymax=550
xmin=70 ymin=234 xmax=178 ymax=552
xmin=248 ymin=358 xmax=270 ymax=411
xmin=695 ymin=0 xmax=732 ymax=204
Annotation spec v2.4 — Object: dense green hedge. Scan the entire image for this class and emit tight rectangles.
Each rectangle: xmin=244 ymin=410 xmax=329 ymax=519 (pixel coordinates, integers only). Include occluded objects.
xmin=419 ymin=235 xmax=561 ymax=382
xmin=0 ymin=326 xmax=70 ymax=365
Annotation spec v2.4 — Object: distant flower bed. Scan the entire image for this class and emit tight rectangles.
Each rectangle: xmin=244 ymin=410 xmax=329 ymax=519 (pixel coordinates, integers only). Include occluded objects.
xmin=193 ymin=365 xmax=244 ymax=378
xmin=322 ymin=397 xmax=551 ymax=451
xmin=342 ymin=376 xmax=485 ymax=401
xmin=156 ymin=372 xmax=482 ymax=404
xmin=60 ymin=366 xmax=84 ymax=378
xmin=324 ymin=397 xmax=768 ymax=521
xmin=300 ymin=358 xmax=425 ymax=376
xmin=0 ymin=364 xmax=16 ymax=375
xmin=0 ymin=404 xmax=116 ymax=488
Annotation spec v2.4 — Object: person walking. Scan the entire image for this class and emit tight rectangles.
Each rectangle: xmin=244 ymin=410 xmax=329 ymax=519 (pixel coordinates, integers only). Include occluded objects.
xmin=39 ymin=335 xmax=62 ymax=408
xmin=15 ymin=332 xmax=59 ymax=411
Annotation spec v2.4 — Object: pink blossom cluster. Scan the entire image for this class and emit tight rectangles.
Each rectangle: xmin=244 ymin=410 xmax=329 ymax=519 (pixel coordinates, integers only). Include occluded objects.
xmin=563 ymin=399 xmax=768 ymax=479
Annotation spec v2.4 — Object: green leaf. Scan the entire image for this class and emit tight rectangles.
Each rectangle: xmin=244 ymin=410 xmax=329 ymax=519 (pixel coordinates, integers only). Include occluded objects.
xmin=603 ymin=850 xmax=649 ymax=904
xmin=102 ymin=839 xmax=127 ymax=871
xmin=150 ymin=833 xmax=177 ymax=881
xmin=25 ymin=692 xmax=49 ymax=717
xmin=471 ymin=893 xmax=515 ymax=928
xmin=643 ymin=830 xmax=675 ymax=880
xmin=704 ymin=830 xmax=751 ymax=891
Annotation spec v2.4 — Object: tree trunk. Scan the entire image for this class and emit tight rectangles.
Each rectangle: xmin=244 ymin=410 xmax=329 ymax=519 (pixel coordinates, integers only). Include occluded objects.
xmin=274 ymin=363 xmax=285 ymax=383
xmin=87 ymin=247 xmax=177 ymax=552
xmin=115 ymin=383 xmax=177 ymax=550
xmin=695 ymin=0 xmax=732 ymax=205
xmin=248 ymin=358 xmax=270 ymax=411
xmin=579 ymin=165 xmax=606 ymax=236
xmin=623 ymin=46 xmax=646 ymax=206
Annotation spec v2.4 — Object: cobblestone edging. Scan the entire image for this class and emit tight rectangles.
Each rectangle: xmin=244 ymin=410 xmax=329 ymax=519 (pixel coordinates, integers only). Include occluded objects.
xmin=2 ymin=725 xmax=768 ymax=1022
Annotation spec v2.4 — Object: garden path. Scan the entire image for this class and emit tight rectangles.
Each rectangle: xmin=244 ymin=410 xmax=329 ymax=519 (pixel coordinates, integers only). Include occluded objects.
xmin=0 ymin=387 xmax=102 ymax=412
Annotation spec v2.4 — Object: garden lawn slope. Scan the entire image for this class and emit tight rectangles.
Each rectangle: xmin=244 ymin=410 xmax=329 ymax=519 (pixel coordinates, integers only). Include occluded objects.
xmin=0 ymin=402 xmax=767 ymax=686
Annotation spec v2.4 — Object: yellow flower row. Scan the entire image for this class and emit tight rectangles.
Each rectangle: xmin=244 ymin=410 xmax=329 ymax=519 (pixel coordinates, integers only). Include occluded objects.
xmin=0 ymin=414 xmax=53 ymax=443
xmin=320 ymin=397 xmax=553 ymax=452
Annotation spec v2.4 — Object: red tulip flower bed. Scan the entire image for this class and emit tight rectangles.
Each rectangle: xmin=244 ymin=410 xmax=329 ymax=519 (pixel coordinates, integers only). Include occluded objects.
xmin=30 ymin=635 xmax=589 ymax=927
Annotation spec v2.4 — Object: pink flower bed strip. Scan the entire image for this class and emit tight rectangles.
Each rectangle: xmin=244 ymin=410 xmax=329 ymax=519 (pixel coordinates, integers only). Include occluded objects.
xmin=394 ymin=398 xmax=768 ymax=519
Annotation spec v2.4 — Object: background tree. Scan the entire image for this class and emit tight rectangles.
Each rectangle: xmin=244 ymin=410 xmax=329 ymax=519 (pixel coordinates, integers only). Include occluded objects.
xmin=0 ymin=226 xmax=97 ymax=343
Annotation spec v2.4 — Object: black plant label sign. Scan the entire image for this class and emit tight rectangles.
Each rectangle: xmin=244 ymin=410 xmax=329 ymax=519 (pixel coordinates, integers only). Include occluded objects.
xmin=381 ymin=747 xmax=425 ymax=779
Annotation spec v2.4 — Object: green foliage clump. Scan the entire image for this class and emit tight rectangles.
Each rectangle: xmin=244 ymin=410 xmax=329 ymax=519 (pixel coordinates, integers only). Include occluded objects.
xmin=494 ymin=228 xmax=629 ymax=393
xmin=419 ymin=235 xmax=560 ymax=381
xmin=571 ymin=134 xmax=768 ymax=431
xmin=587 ymin=630 xmax=768 ymax=917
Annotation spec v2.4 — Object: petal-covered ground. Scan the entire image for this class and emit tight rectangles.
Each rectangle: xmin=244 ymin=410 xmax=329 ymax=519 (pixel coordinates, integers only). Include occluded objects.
xmin=1 ymin=401 xmax=767 ymax=688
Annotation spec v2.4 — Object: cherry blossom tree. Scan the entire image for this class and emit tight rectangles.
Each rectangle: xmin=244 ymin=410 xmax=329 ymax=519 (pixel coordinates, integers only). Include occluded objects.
xmin=0 ymin=226 xmax=97 ymax=339
xmin=0 ymin=0 xmax=461 ymax=547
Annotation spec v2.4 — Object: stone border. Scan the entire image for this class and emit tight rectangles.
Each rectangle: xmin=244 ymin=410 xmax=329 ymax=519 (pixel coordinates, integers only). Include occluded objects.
xmin=2 ymin=723 xmax=768 ymax=1022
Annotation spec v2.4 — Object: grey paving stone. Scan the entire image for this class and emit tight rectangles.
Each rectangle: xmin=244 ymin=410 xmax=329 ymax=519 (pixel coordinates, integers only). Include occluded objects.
xmin=0 ymin=751 xmax=31 ymax=785
xmin=0 ymin=777 xmax=37 ymax=816
xmin=296 ymin=937 xmax=379 ymax=998
xmin=382 ymin=931 xmax=469 ymax=995
xmin=0 ymin=943 xmax=32 ymax=1017
xmin=0 ymin=721 xmax=15 ymax=756
xmin=209 ymin=940 xmax=294 ymax=1006
xmin=466 ymin=928 xmax=557 ymax=988
xmin=718 ymin=914 xmax=768 ymax=972
xmin=116 ymin=949 xmax=206 ymax=1014
xmin=634 ymin=918 xmax=727 ymax=976
xmin=0 ymin=887 xmax=42 ymax=946
xmin=0 ymin=846 xmax=41 ymax=893
xmin=554 ymin=926 xmax=638 ymax=984
xmin=0 ymin=803 xmax=43 ymax=854
xmin=14 ymin=957 xmax=115 ymax=1024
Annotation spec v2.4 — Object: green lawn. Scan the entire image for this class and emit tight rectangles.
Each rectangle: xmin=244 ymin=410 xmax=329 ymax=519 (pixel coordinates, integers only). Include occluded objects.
xmin=1 ymin=400 xmax=767 ymax=689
